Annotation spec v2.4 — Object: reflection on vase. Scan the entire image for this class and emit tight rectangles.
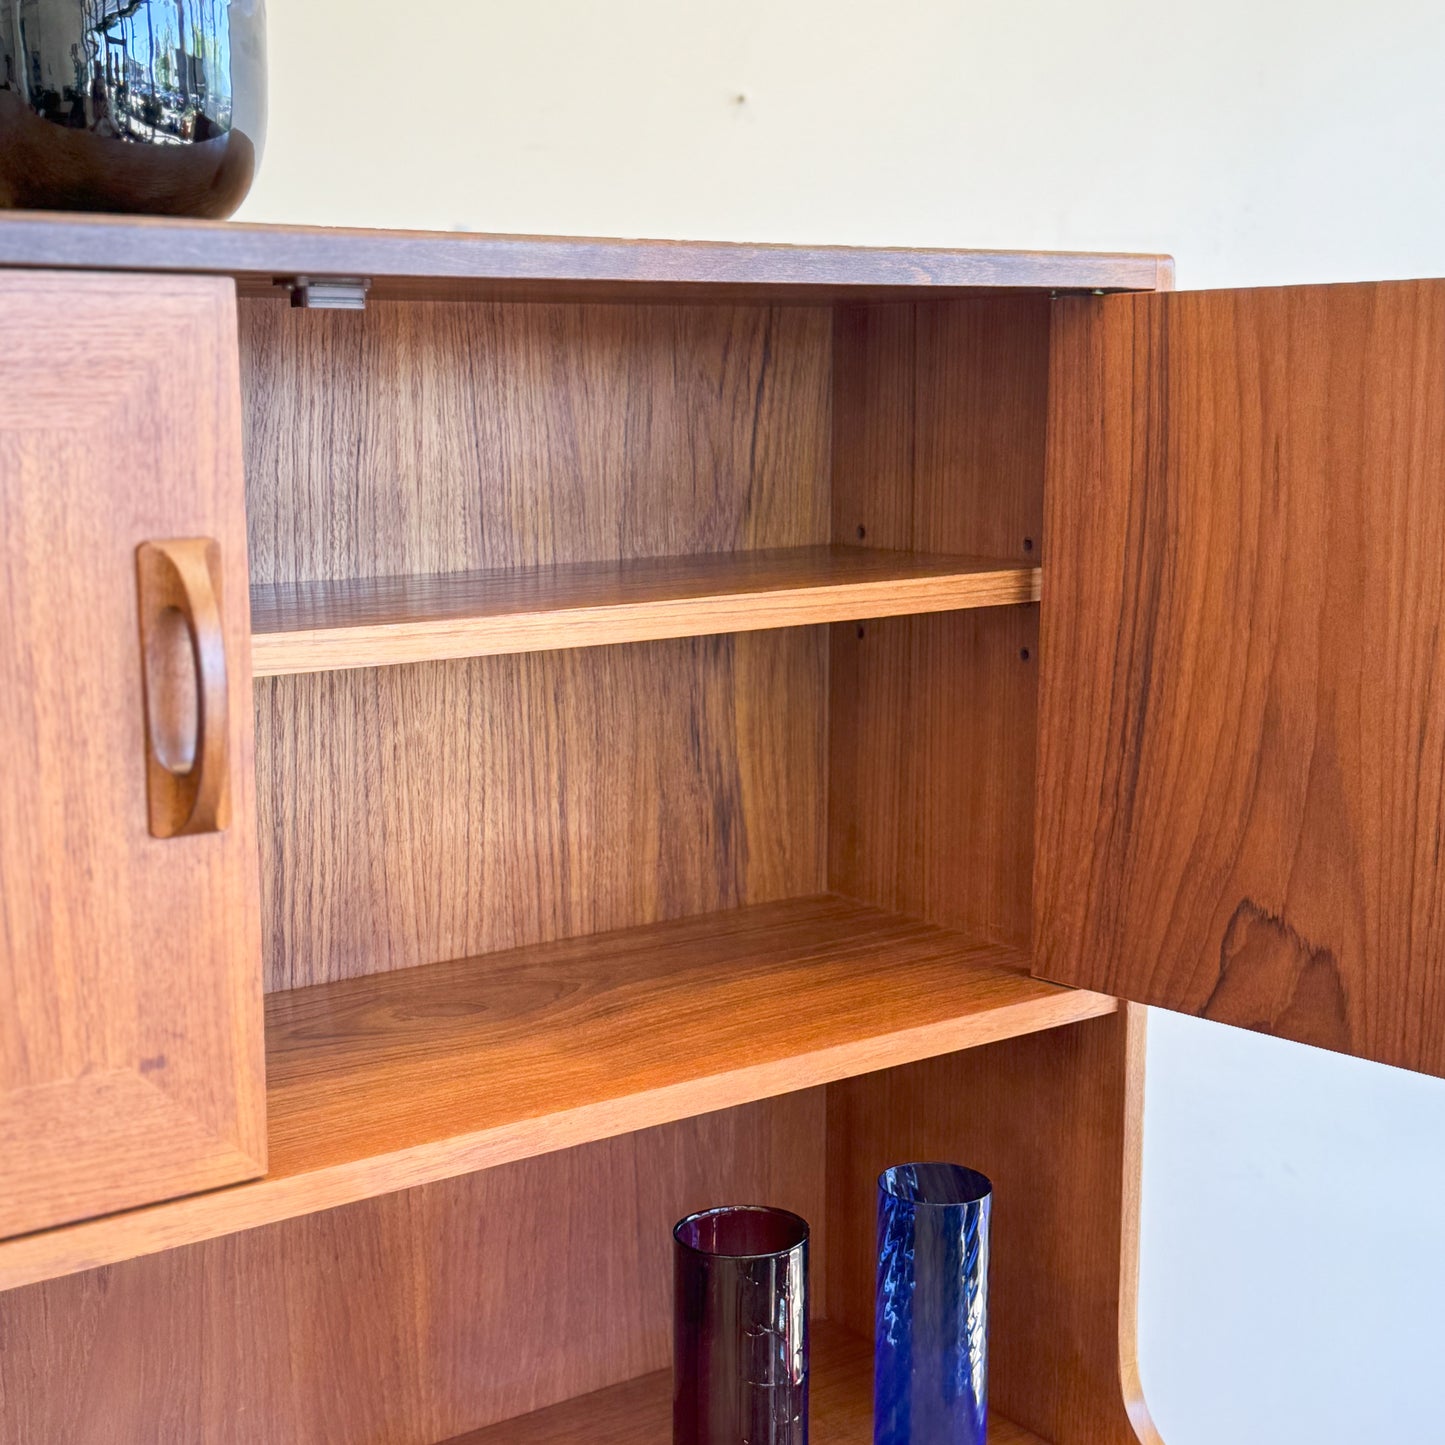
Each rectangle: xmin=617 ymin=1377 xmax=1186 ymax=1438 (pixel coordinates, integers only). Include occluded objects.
xmin=875 ymin=1162 xmax=992 ymax=1445
xmin=0 ymin=0 xmax=266 ymax=216
xmin=674 ymin=1205 xmax=810 ymax=1445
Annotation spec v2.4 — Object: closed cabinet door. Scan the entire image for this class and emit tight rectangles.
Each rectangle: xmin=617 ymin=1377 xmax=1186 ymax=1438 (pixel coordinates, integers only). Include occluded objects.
xmin=1036 ymin=279 xmax=1445 ymax=1079
xmin=0 ymin=270 xmax=265 ymax=1238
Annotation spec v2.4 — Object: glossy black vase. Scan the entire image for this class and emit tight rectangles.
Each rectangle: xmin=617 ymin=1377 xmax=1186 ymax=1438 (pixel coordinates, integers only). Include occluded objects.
xmin=0 ymin=0 xmax=266 ymax=217
xmin=674 ymin=1206 xmax=810 ymax=1445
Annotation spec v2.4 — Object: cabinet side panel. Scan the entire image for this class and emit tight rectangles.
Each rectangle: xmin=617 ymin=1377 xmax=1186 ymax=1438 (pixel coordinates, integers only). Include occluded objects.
xmin=829 ymin=608 xmax=1038 ymax=943
xmin=258 ymin=630 xmax=826 ymax=989
xmin=0 ymin=1093 xmax=825 ymax=1445
xmin=826 ymin=1012 xmax=1155 ymax=1445
xmin=240 ymin=299 xmax=832 ymax=584
xmin=1037 ymin=283 xmax=1445 ymax=1077
xmin=0 ymin=271 xmax=265 ymax=1237
xmin=828 ymin=299 xmax=1048 ymax=946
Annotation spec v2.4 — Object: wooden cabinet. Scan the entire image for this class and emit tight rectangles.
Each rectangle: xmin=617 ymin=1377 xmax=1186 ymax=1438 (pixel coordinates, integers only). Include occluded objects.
xmin=0 ymin=270 xmax=265 ymax=1242
xmin=0 ymin=217 xmax=1431 ymax=1444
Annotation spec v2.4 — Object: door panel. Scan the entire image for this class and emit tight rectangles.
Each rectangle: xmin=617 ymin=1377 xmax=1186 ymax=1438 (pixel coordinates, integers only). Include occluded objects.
xmin=0 ymin=271 xmax=265 ymax=1237
xmin=1036 ymin=281 xmax=1445 ymax=1076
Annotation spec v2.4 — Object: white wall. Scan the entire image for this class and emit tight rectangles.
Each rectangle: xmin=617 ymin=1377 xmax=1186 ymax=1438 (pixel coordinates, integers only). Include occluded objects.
xmin=241 ymin=5 xmax=1445 ymax=1438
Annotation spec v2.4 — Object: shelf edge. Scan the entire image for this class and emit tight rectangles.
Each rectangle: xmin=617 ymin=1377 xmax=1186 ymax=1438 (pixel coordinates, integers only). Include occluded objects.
xmin=251 ymin=564 xmax=1042 ymax=678
xmin=0 ymin=982 xmax=1112 ymax=1290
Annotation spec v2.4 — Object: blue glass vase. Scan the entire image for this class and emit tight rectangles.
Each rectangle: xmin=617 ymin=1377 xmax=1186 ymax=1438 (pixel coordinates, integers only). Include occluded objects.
xmin=874 ymin=1162 xmax=993 ymax=1445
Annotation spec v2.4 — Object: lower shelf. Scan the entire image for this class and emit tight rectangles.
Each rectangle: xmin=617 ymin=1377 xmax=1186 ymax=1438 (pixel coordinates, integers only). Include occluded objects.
xmin=444 ymin=1322 xmax=1048 ymax=1445
xmin=0 ymin=895 xmax=1113 ymax=1291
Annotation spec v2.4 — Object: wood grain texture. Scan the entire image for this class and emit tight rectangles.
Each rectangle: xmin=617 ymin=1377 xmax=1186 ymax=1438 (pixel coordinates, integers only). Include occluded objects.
xmin=831 ymin=299 xmax=1050 ymax=561
xmin=240 ymin=299 xmax=832 ymax=585
xmin=250 ymin=546 xmax=1041 ymax=677
xmin=830 ymin=609 xmax=1039 ymax=945
xmin=440 ymin=1323 xmax=1048 ymax=1445
xmin=256 ymin=630 xmax=825 ymax=989
xmin=0 ymin=897 xmax=1115 ymax=1289
xmin=1037 ymin=281 xmax=1445 ymax=1077
xmin=829 ymin=299 xmax=1049 ymax=947
xmin=0 ymin=1095 xmax=826 ymax=1445
xmin=0 ymin=271 xmax=265 ymax=1239
xmin=826 ymin=1010 xmax=1160 ymax=1445
xmin=0 ymin=211 xmax=1170 ymax=303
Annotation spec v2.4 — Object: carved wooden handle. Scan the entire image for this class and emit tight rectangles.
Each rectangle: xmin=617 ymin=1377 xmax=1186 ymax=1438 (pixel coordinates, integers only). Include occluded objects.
xmin=136 ymin=539 xmax=230 ymax=838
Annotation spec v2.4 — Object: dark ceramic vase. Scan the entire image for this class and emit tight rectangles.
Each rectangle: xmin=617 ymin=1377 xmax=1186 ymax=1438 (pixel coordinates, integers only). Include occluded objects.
xmin=0 ymin=0 xmax=266 ymax=217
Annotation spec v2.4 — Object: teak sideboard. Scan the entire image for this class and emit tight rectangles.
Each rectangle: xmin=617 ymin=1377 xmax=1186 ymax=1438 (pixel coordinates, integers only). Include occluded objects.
xmin=0 ymin=213 xmax=1439 ymax=1445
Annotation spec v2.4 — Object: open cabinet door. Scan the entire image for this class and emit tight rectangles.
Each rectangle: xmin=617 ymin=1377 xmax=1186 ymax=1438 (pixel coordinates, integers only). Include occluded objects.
xmin=1036 ymin=280 xmax=1445 ymax=1077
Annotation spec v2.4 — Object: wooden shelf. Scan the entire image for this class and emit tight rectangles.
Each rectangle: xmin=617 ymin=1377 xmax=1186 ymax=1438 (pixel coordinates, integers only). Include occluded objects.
xmin=0 ymin=212 xmax=1172 ymax=303
xmin=250 ymin=547 xmax=1042 ymax=677
xmin=0 ymin=895 xmax=1112 ymax=1290
xmin=442 ymin=1321 xmax=1049 ymax=1445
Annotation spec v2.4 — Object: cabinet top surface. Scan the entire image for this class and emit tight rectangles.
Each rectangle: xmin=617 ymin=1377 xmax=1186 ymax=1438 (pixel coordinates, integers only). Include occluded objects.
xmin=0 ymin=211 xmax=1173 ymax=302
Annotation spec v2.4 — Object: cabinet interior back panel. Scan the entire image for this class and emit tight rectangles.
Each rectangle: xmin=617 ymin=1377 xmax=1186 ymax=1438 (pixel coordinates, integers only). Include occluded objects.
xmin=238 ymin=299 xmax=833 ymax=584
xmin=257 ymin=630 xmax=827 ymax=991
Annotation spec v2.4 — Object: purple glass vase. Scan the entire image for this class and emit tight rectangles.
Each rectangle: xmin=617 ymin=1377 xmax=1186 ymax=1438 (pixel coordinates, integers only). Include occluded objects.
xmin=673 ymin=1205 xmax=810 ymax=1445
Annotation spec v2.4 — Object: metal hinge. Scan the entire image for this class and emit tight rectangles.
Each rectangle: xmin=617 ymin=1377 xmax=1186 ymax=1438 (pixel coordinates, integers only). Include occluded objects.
xmin=277 ymin=276 xmax=372 ymax=310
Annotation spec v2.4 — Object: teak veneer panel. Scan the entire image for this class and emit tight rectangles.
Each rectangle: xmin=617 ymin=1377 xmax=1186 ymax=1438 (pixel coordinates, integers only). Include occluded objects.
xmin=0 ymin=211 xmax=1171 ymax=303
xmin=0 ymin=1096 xmax=826 ymax=1445
xmin=257 ymin=630 xmax=825 ymax=989
xmin=0 ymin=897 xmax=1115 ymax=1289
xmin=829 ymin=297 xmax=1048 ymax=948
xmin=250 ymin=546 xmax=1041 ymax=676
xmin=1038 ymin=280 xmax=1445 ymax=1077
xmin=0 ymin=271 xmax=266 ymax=1239
xmin=239 ymin=299 xmax=832 ymax=585
xmin=441 ymin=1323 xmax=1048 ymax=1445
xmin=831 ymin=298 xmax=1049 ymax=562
xmin=830 ymin=608 xmax=1039 ymax=947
